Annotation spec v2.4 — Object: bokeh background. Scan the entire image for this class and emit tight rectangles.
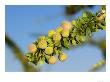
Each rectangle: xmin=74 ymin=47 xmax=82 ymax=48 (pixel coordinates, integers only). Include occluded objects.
xmin=5 ymin=5 xmax=106 ymax=72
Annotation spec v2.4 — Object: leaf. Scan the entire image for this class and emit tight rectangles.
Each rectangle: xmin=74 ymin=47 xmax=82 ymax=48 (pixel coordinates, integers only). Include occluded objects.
xmin=86 ymin=27 xmax=92 ymax=37
xmin=71 ymin=20 xmax=76 ymax=26
xmin=98 ymin=24 xmax=106 ymax=30
xmin=82 ymin=12 xmax=87 ymax=18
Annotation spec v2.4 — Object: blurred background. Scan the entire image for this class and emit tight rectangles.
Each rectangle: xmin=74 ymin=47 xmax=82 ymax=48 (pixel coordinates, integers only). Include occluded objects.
xmin=5 ymin=5 xmax=106 ymax=72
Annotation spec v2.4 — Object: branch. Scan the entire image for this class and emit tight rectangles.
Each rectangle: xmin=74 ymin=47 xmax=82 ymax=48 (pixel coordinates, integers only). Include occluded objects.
xmin=5 ymin=34 xmax=39 ymax=72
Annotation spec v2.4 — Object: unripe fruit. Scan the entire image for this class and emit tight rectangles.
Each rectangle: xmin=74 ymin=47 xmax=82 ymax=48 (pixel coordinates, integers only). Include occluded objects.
xmin=45 ymin=47 xmax=53 ymax=54
xmin=58 ymin=53 xmax=68 ymax=62
xmin=56 ymin=27 xmax=63 ymax=33
xmin=38 ymin=40 xmax=47 ymax=49
xmin=48 ymin=56 xmax=57 ymax=64
xmin=96 ymin=10 xmax=106 ymax=21
xmin=28 ymin=44 xmax=37 ymax=53
xmin=53 ymin=32 xmax=61 ymax=43
xmin=38 ymin=36 xmax=46 ymax=41
xmin=61 ymin=21 xmax=72 ymax=30
xmin=62 ymin=30 xmax=69 ymax=37
xmin=48 ymin=30 xmax=55 ymax=38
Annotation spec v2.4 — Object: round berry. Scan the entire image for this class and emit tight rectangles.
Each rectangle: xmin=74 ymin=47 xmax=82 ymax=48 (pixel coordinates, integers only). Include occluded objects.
xmin=53 ymin=32 xmax=61 ymax=43
xmin=61 ymin=21 xmax=72 ymax=30
xmin=58 ymin=53 xmax=68 ymax=62
xmin=45 ymin=47 xmax=53 ymax=54
xmin=48 ymin=30 xmax=55 ymax=38
xmin=62 ymin=30 xmax=69 ymax=37
xmin=28 ymin=44 xmax=37 ymax=53
xmin=48 ymin=56 xmax=57 ymax=64
xmin=38 ymin=40 xmax=47 ymax=49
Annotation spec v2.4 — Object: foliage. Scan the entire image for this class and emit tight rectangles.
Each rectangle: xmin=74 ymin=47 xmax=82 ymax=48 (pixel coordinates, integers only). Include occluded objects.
xmin=26 ymin=6 xmax=106 ymax=66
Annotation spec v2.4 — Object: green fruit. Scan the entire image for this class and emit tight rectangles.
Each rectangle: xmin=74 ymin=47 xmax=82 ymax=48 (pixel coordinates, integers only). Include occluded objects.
xmin=38 ymin=40 xmax=47 ymax=49
xmin=56 ymin=27 xmax=63 ymax=33
xmin=53 ymin=32 xmax=61 ymax=43
xmin=38 ymin=36 xmax=46 ymax=41
xmin=62 ymin=30 xmax=69 ymax=37
xmin=45 ymin=47 xmax=53 ymax=54
xmin=58 ymin=53 xmax=68 ymax=62
xmin=48 ymin=30 xmax=55 ymax=38
xmin=48 ymin=56 xmax=57 ymax=64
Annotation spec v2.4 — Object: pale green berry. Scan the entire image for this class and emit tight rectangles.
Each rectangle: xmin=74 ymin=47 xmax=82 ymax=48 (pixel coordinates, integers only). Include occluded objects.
xmin=62 ymin=30 xmax=69 ymax=37
xmin=48 ymin=30 xmax=55 ymax=38
xmin=48 ymin=56 xmax=57 ymax=64
xmin=38 ymin=36 xmax=46 ymax=41
xmin=58 ymin=53 xmax=68 ymax=62
xmin=53 ymin=32 xmax=61 ymax=43
xmin=38 ymin=40 xmax=47 ymax=49
xmin=45 ymin=47 xmax=53 ymax=54
xmin=56 ymin=27 xmax=63 ymax=33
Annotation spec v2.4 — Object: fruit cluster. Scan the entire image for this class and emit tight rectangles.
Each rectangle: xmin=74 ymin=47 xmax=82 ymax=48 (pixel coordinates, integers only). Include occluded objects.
xmin=26 ymin=9 xmax=106 ymax=65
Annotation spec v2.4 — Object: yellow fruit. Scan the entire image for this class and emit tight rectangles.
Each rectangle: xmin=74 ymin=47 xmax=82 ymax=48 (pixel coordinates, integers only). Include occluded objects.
xmin=45 ymin=47 xmax=53 ymax=54
xmin=48 ymin=56 xmax=57 ymax=64
xmin=48 ymin=30 xmax=55 ymax=38
xmin=61 ymin=21 xmax=72 ymax=30
xmin=56 ymin=27 xmax=63 ymax=33
xmin=53 ymin=32 xmax=61 ymax=43
xmin=38 ymin=40 xmax=47 ymax=49
xmin=97 ymin=10 xmax=106 ymax=21
xmin=58 ymin=53 xmax=68 ymax=62
xmin=28 ymin=44 xmax=37 ymax=53
xmin=38 ymin=36 xmax=46 ymax=41
xmin=62 ymin=30 xmax=69 ymax=37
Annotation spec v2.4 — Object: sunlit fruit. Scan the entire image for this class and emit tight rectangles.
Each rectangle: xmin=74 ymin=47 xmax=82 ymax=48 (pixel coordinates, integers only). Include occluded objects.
xmin=45 ymin=47 xmax=53 ymax=54
xmin=48 ymin=56 xmax=57 ymax=64
xmin=28 ymin=44 xmax=37 ymax=53
xmin=62 ymin=30 xmax=69 ymax=37
xmin=58 ymin=53 xmax=68 ymax=62
xmin=53 ymin=32 xmax=61 ymax=43
xmin=61 ymin=21 xmax=72 ymax=30
xmin=48 ymin=30 xmax=55 ymax=38
xmin=38 ymin=40 xmax=47 ymax=49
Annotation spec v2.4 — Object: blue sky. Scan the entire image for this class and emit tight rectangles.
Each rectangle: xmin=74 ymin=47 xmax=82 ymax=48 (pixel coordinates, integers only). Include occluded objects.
xmin=5 ymin=5 xmax=106 ymax=72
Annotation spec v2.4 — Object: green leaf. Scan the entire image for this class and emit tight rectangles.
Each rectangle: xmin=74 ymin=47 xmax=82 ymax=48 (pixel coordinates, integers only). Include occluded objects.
xmin=86 ymin=27 xmax=92 ymax=37
xmin=71 ymin=20 xmax=76 ymax=26
xmin=98 ymin=24 xmax=106 ymax=30
xmin=72 ymin=39 xmax=77 ymax=46
xmin=82 ymin=12 xmax=87 ymax=18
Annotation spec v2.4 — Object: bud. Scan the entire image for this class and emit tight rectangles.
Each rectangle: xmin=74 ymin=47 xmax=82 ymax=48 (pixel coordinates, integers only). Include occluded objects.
xmin=38 ymin=40 xmax=47 ymax=49
xmin=48 ymin=56 xmax=57 ymax=64
xmin=56 ymin=27 xmax=63 ymax=33
xmin=61 ymin=21 xmax=72 ymax=30
xmin=62 ymin=30 xmax=69 ymax=37
xmin=53 ymin=32 xmax=61 ymax=43
xmin=45 ymin=47 xmax=53 ymax=54
xmin=58 ymin=53 xmax=68 ymax=62
xmin=28 ymin=44 xmax=37 ymax=53
xmin=48 ymin=30 xmax=55 ymax=38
